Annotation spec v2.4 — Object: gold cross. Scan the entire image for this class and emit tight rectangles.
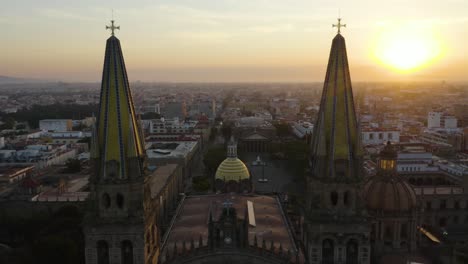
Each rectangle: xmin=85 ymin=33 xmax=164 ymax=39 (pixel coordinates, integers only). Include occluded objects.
xmin=106 ymin=20 xmax=120 ymax=36
xmin=333 ymin=18 xmax=346 ymax=34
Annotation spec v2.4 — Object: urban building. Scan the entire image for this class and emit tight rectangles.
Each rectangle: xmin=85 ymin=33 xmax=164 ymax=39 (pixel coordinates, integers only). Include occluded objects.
xmin=292 ymin=121 xmax=314 ymax=139
xmin=428 ymin=112 xmax=457 ymax=129
xmin=361 ymin=127 xmax=400 ymax=145
xmin=148 ymin=118 xmax=198 ymax=134
xmin=39 ymin=119 xmax=73 ymax=132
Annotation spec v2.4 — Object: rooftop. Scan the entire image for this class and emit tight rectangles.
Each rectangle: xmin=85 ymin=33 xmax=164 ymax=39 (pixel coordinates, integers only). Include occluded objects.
xmin=146 ymin=141 xmax=198 ymax=159
xmin=163 ymin=194 xmax=297 ymax=254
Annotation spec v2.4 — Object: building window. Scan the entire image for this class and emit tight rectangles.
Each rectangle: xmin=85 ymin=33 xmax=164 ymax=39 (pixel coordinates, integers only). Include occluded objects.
xmin=455 ymin=200 xmax=460 ymax=209
xmin=426 ymin=201 xmax=432 ymax=211
xmin=344 ymin=191 xmax=350 ymax=207
xmin=121 ymin=240 xmax=134 ymax=264
xmin=102 ymin=193 xmax=111 ymax=209
xmin=439 ymin=217 xmax=447 ymax=227
xmin=116 ymin=193 xmax=124 ymax=209
xmin=440 ymin=200 xmax=447 ymax=210
xmin=379 ymin=133 xmax=383 ymax=139
xmin=384 ymin=224 xmax=392 ymax=241
xmin=331 ymin=191 xmax=338 ymax=206
xmin=388 ymin=133 xmax=393 ymax=139
xmin=322 ymin=239 xmax=334 ymax=264
xmin=401 ymin=223 xmax=408 ymax=239
xmin=97 ymin=240 xmax=110 ymax=264
xmin=370 ymin=133 xmax=374 ymax=140
xmin=346 ymin=239 xmax=359 ymax=264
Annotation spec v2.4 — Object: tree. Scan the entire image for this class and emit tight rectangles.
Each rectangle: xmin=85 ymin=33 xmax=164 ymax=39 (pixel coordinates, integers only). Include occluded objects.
xmin=77 ymin=137 xmax=91 ymax=149
xmin=274 ymin=123 xmax=290 ymax=137
xmin=209 ymin=127 xmax=218 ymax=141
xmin=141 ymin=112 xmax=161 ymax=120
xmin=0 ymin=116 xmax=15 ymax=130
xmin=192 ymin=176 xmax=211 ymax=192
xmin=203 ymin=146 xmax=226 ymax=177
xmin=221 ymin=123 xmax=232 ymax=142
xmin=0 ymin=103 xmax=99 ymax=128
xmin=33 ymin=235 xmax=80 ymax=264
xmin=65 ymin=159 xmax=81 ymax=173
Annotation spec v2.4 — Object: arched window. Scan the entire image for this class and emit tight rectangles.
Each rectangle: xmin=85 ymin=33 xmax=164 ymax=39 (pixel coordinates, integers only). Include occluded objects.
xmin=401 ymin=223 xmax=408 ymax=239
xmin=346 ymin=239 xmax=359 ymax=264
xmin=121 ymin=240 xmax=133 ymax=264
xmin=117 ymin=193 xmax=124 ymax=209
xmin=384 ymin=223 xmax=392 ymax=241
xmin=102 ymin=193 xmax=111 ymax=209
xmin=97 ymin=240 xmax=110 ymax=264
xmin=439 ymin=217 xmax=447 ymax=227
xmin=344 ymin=191 xmax=350 ymax=207
xmin=416 ymin=178 xmax=423 ymax=185
xmin=322 ymin=239 xmax=334 ymax=264
xmin=331 ymin=191 xmax=338 ymax=206
xmin=440 ymin=200 xmax=447 ymax=210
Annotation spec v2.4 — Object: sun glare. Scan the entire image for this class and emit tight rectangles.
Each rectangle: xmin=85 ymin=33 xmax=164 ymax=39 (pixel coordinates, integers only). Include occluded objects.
xmin=373 ymin=24 xmax=443 ymax=72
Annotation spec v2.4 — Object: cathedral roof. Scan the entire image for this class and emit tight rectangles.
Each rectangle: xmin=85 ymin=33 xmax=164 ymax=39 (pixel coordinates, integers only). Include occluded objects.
xmin=309 ymin=32 xmax=363 ymax=180
xmin=93 ymin=34 xmax=145 ymax=179
xmin=161 ymin=194 xmax=301 ymax=259
xmin=215 ymin=157 xmax=250 ymax=182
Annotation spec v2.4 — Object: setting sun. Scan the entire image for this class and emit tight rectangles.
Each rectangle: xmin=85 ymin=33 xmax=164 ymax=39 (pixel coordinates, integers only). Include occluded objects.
xmin=373 ymin=24 xmax=443 ymax=72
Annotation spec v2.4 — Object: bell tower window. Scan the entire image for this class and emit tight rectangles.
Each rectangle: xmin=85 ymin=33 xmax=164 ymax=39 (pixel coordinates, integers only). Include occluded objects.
xmin=102 ymin=193 xmax=111 ymax=208
xmin=331 ymin=191 xmax=338 ymax=206
xmin=117 ymin=193 xmax=124 ymax=209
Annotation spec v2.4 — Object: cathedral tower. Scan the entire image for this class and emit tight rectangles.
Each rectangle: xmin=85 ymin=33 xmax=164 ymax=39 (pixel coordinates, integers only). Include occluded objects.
xmin=304 ymin=19 xmax=370 ymax=264
xmin=83 ymin=20 xmax=149 ymax=264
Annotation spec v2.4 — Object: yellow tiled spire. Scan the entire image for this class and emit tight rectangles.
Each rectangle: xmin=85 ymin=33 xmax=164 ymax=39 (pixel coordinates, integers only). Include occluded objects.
xmin=310 ymin=21 xmax=363 ymax=181
xmin=94 ymin=26 xmax=145 ymax=180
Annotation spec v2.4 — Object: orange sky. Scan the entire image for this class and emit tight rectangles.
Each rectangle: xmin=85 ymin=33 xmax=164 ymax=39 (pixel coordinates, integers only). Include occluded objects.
xmin=1 ymin=0 xmax=468 ymax=82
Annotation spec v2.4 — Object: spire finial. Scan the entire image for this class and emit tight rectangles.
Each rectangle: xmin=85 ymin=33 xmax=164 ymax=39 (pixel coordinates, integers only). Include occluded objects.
xmin=332 ymin=18 xmax=346 ymax=34
xmin=106 ymin=19 xmax=120 ymax=36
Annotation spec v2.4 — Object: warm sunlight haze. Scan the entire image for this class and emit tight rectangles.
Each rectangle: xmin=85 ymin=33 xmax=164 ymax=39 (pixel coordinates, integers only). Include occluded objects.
xmin=1 ymin=0 xmax=467 ymax=81
xmin=373 ymin=23 xmax=444 ymax=73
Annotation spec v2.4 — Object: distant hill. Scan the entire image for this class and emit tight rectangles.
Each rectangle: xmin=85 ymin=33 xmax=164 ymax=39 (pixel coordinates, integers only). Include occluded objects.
xmin=0 ymin=75 xmax=50 ymax=84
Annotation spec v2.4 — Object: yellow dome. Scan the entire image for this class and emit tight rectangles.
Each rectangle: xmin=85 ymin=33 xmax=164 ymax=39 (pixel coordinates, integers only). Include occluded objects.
xmin=215 ymin=157 xmax=250 ymax=182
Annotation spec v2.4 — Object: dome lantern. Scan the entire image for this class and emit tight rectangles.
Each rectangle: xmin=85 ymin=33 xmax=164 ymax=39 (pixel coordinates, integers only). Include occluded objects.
xmin=378 ymin=141 xmax=397 ymax=172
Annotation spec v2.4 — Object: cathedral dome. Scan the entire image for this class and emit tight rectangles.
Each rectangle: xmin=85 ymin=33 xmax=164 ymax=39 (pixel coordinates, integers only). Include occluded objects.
xmin=363 ymin=175 xmax=417 ymax=213
xmin=215 ymin=157 xmax=250 ymax=182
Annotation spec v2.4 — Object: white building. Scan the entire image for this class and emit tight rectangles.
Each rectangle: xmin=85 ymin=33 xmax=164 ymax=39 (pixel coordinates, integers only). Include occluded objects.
xmin=428 ymin=112 xmax=442 ymax=129
xmin=361 ymin=128 xmax=400 ymax=145
xmin=397 ymin=148 xmax=436 ymax=173
xmin=39 ymin=119 xmax=72 ymax=132
xmin=428 ymin=112 xmax=457 ymax=129
xmin=420 ymin=129 xmax=463 ymax=150
xmin=292 ymin=121 xmax=314 ymax=138
xmin=148 ymin=118 xmax=198 ymax=134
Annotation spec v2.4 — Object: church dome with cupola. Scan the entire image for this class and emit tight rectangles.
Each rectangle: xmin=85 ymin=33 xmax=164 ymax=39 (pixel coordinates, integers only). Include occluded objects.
xmin=363 ymin=142 xmax=419 ymax=259
xmin=363 ymin=142 xmax=417 ymax=213
xmin=215 ymin=137 xmax=251 ymax=193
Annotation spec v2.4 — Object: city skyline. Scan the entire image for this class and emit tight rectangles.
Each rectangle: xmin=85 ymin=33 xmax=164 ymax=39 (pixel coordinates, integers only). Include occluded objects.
xmin=2 ymin=0 xmax=468 ymax=82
